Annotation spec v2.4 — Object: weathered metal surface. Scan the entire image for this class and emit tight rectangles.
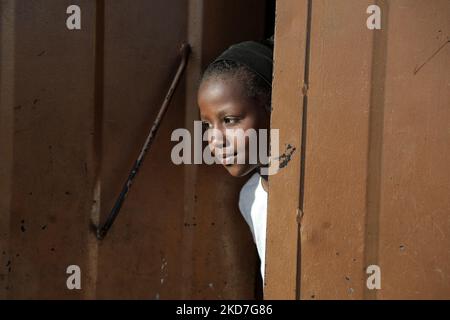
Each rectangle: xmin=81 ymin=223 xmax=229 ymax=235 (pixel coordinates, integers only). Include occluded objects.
xmin=268 ymin=0 xmax=450 ymax=299
xmin=0 ymin=0 xmax=267 ymax=299
xmin=265 ymin=0 xmax=309 ymax=300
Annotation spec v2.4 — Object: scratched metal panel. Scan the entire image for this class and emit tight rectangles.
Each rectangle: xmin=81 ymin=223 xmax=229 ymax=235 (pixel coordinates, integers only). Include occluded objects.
xmin=0 ymin=0 xmax=266 ymax=299
xmin=301 ymin=0 xmax=450 ymax=300
xmin=0 ymin=0 xmax=97 ymax=299
xmin=376 ymin=0 xmax=450 ymax=299
xmin=265 ymin=0 xmax=309 ymax=299
xmin=300 ymin=0 xmax=375 ymax=300
xmin=270 ymin=0 xmax=450 ymax=299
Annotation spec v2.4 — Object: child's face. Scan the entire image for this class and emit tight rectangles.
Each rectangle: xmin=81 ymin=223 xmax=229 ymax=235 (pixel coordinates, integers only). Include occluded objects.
xmin=198 ymin=77 xmax=270 ymax=177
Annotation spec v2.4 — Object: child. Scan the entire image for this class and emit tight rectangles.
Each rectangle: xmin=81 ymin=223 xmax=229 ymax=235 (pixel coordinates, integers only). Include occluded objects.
xmin=197 ymin=39 xmax=273 ymax=285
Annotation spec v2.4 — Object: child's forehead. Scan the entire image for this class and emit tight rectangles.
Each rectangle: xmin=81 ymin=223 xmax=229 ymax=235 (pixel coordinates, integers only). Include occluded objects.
xmin=199 ymin=76 xmax=247 ymax=102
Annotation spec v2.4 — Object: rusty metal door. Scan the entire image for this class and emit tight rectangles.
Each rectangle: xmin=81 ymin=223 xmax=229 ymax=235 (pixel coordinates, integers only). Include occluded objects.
xmin=0 ymin=0 xmax=267 ymax=299
xmin=266 ymin=0 xmax=450 ymax=299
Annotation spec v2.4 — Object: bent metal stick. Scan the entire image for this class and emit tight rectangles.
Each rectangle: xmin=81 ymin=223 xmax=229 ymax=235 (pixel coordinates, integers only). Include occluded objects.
xmin=96 ymin=43 xmax=191 ymax=240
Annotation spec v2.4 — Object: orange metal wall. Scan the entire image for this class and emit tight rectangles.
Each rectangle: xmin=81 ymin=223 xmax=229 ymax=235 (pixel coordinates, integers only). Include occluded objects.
xmin=0 ymin=0 xmax=266 ymax=299
xmin=266 ymin=0 xmax=450 ymax=299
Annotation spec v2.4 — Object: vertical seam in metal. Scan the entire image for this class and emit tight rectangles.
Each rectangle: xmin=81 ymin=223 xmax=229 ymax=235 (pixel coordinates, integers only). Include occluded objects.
xmin=86 ymin=0 xmax=105 ymax=299
xmin=296 ymin=0 xmax=313 ymax=301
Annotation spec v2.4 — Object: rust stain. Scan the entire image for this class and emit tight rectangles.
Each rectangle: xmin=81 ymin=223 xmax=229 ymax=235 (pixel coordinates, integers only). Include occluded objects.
xmin=278 ymin=144 xmax=297 ymax=169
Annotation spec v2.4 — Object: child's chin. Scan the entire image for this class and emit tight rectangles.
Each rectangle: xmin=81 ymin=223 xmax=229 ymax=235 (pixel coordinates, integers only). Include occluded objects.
xmin=223 ymin=164 xmax=256 ymax=177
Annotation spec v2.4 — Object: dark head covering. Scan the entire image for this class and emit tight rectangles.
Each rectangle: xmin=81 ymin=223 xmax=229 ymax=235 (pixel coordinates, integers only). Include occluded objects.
xmin=209 ymin=38 xmax=274 ymax=87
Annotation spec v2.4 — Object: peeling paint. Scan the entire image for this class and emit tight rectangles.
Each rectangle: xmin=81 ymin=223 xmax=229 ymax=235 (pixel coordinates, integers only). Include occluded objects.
xmin=278 ymin=144 xmax=296 ymax=169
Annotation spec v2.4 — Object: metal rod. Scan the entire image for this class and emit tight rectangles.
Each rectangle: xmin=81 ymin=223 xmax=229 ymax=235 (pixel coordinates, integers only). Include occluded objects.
xmin=96 ymin=43 xmax=191 ymax=240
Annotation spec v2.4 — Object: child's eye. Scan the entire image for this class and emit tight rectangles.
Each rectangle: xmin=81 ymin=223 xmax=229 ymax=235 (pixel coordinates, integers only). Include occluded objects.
xmin=201 ymin=121 xmax=212 ymax=129
xmin=224 ymin=117 xmax=240 ymax=125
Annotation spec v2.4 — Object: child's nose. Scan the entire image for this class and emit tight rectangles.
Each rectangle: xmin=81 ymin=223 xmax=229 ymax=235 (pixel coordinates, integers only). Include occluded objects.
xmin=208 ymin=128 xmax=231 ymax=151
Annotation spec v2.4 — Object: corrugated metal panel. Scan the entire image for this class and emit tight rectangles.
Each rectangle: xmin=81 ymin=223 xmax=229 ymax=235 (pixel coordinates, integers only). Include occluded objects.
xmin=0 ymin=0 xmax=267 ymax=299
xmin=267 ymin=0 xmax=450 ymax=299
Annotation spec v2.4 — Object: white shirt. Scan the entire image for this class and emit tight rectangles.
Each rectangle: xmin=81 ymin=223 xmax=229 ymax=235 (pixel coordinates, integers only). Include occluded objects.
xmin=238 ymin=172 xmax=268 ymax=282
